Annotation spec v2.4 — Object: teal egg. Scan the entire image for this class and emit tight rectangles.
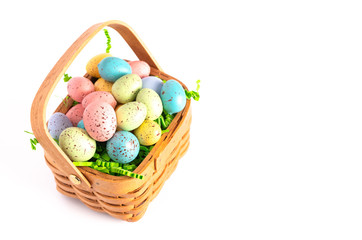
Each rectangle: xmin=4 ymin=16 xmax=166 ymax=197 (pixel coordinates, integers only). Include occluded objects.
xmin=77 ymin=119 xmax=85 ymax=130
xmin=106 ymin=131 xmax=140 ymax=164
xmin=161 ymin=80 xmax=186 ymax=114
xmin=98 ymin=57 xmax=132 ymax=82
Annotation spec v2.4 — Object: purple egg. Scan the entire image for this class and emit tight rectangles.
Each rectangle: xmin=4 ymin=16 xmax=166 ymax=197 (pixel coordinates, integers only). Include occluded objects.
xmin=142 ymin=76 xmax=164 ymax=96
xmin=47 ymin=112 xmax=73 ymax=140
xmin=106 ymin=131 xmax=140 ymax=164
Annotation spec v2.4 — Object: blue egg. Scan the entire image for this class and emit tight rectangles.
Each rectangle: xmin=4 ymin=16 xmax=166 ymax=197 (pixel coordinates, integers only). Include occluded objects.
xmin=161 ymin=80 xmax=186 ymax=114
xmin=47 ymin=112 xmax=73 ymax=140
xmin=98 ymin=57 xmax=132 ymax=82
xmin=77 ymin=119 xmax=85 ymax=130
xmin=142 ymin=76 xmax=164 ymax=96
xmin=106 ymin=131 xmax=140 ymax=164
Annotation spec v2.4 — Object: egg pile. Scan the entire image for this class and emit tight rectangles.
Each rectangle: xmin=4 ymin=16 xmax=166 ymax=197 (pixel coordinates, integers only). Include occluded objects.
xmin=48 ymin=54 xmax=187 ymax=166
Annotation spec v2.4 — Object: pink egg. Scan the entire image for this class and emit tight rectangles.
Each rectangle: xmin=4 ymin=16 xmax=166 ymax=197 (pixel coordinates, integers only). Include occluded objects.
xmin=67 ymin=76 xmax=95 ymax=102
xmin=83 ymin=102 xmax=117 ymax=142
xmin=129 ymin=61 xmax=151 ymax=78
xmin=66 ymin=104 xmax=85 ymax=126
xmin=82 ymin=91 xmax=117 ymax=109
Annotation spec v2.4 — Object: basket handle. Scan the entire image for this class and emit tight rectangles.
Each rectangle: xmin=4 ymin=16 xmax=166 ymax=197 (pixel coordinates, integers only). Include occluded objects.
xmin=30 ymin=20 xmax=162 ymax=189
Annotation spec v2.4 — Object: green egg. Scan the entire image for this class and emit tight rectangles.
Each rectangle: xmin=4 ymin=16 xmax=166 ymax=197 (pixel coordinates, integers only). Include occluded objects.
xmin=59 ymin=127 xmax=96 ymax=162
xmin=115 ymin=102 xmax=147 ymax=131
xmin=112 ymin=74 xmax=142 ymax=104
xmin=136 ymin=88 xmax=163 ymax=120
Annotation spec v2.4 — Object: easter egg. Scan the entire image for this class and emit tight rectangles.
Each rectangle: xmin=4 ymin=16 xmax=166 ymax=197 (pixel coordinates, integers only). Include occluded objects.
xmin=142 ymin=76 xmax=164 ymax=96
xmin=66 ymin=104 xmax=85 ymax=126
xmin=77 ymin=119 xmax=85 ymax=130
xmin=98 ymin=57 xmax=132 ymax=82
xmin=59 ymin=127 xmax=96 ymax=162
xmin=115 ymin=104 xmax=123 ymax=131
xmin=115 ymin=102 xmax=147 ymax=131
xmin=129 ymin=61 xmax=151 ymax=78
xmin=106 ymin=131 xmax=140 ymax=164
xmin=47 ymin=112 xmax=73 ymax=140
xmin=161 ymin=80 xmax=186 ymax=114
xmin=82 ymin=91 xmax=117 ymax=109
xmin=112 ymin=74 xmax=142 ymax=104
xmin=86 ymin=53 xmax=112 ymax=78
xmin=136 ymin=88 xmax=163 ymax=120
xmin=134 ymin=120 xmax=162 ymax=146
xmin=94 ymin=77 xmax=113 ymax=92
xmin=83 ymin=102 xmax=117 ymax=142
xmin=115 ymin=104 xmax=123 ymax=112
xmin=67 ymin=76 xmax=94 ymax=102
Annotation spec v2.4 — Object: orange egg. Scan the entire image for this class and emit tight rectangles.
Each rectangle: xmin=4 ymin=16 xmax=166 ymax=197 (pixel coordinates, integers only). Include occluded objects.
xmin=86 ymin=53 xmax=112 ymax=78
xmin=94 ymin=77 xmax=113 ymax=92
xmin=115 ymin=104 xmax=123 ymax=112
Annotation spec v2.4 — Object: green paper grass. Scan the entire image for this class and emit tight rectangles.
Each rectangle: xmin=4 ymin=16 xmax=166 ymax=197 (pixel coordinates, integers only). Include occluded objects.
xmin=72 ymin=142 xmax=151 ymax=179
xmin=185 ymin=79 xmax=200 ymax=101
xmin=25 ymin=131 xmax=39 ymax=150
xmin=154 ymin=111 xmax=175 ymax=131
xmin=73 ymin=159 xmax=144 ymax=180
xmin=103 ymin=29 xmax=112 ymax=53
xmin=63 ymin=73 xmax=72 ymax=82
xmin=110 ymin=167 xmax=144 ymax=180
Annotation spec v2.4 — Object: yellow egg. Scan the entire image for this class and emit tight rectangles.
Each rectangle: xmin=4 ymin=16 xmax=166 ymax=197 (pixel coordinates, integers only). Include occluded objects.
xmin=94 ymin=77 xmax=113 ymax=92
xmin=86 ymin=53 xmax=112 ymax=78
xmin=134 ymin=120 xmax=162 ymax=146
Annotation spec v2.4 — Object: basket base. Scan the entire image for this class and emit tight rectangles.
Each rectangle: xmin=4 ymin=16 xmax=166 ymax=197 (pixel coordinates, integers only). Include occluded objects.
xmin=44 ymin=121 xmax=191 ymax=222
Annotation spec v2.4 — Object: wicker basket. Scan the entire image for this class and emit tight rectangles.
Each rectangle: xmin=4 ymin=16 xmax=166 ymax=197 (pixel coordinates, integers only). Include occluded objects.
xmin=30 ymin=20 xmax=192 ymax=222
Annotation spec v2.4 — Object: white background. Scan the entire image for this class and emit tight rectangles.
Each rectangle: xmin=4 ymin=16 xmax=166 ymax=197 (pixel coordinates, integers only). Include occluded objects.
xmin=1 ymin=0 xmax=362 ymax=239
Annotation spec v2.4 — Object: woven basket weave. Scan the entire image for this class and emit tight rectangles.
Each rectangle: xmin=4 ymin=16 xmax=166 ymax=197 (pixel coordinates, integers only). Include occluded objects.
xmin=30 ymin=20 xmax=191 ymax=222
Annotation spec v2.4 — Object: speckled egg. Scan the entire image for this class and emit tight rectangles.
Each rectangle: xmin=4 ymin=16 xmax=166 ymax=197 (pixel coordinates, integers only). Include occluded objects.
xmin=115 ymin=104 xmax=123 ymax=131
xmin=134 ymin=120 xmax=162 ymax=146
xmin=47 ymin=112 xmax=73 ymax=140
xmin=82 ymin=91 xmax=117 ymax=109
xmin=83 ymin=102 xmax=117 ymax=142
xmin=161 ymin=80 xmax=186 ymax=114
xmin=115 ymin=102 xmax=147 ymax=131
xmin=86 ymin=53 xmax=112 ymax=78
xmin=67 ymin=76 xmax=95 ymax=102
xmin=142 ymin=76 xmax=164 ymax=96
xmin=94 ymin=77 xmax=113 ymax=92
xmin=77 ymin=119 xmax=85 ymax=130
xmin=98 ymin=57 xmax=132 ymax=82
xmin=112 ymin=74 xmax=142 ymax=104
xmin=129 ymin=61 xmax=151 ymax=78
xmin=106 ymin=131 xmax=140 ymax=164
xmin=66 ymin=104 xmax=85 ymax=126
xmin=115 ymin=104 xmax=123 ymax=112
xmin=59 ymin=127 xmax=96 ymax=162
xmin=136 ymin=88 xmax=163 ymax=120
